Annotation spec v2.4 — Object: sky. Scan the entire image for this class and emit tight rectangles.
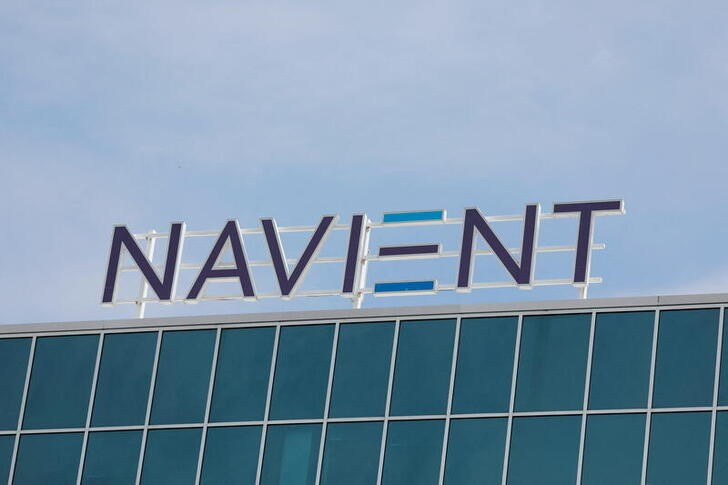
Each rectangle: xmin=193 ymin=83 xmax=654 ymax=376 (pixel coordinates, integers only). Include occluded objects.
xmin=1 ymin=0 xmax=728 ymax=324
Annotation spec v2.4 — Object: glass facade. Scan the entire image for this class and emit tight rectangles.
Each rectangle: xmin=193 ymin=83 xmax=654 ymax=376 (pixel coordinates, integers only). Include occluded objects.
xmin=0 ymin=301 xmax=726 ymax=484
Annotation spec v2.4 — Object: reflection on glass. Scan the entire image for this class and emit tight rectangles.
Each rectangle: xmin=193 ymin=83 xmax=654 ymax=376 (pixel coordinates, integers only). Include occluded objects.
xmin=444 ymin=418 xmax=506 ymax=485
xmin=515 ymin=314 xmax=590 ymax=412
xmin=140 ymin=428 xmax=202 ymax=485
xmin=321 ymin=421 xmax=383 ymax=485
xmin=581 ymin=414 xmax=645 ymax=484
xmin=0 ymin=338 xmax=30 ymax=430
xmin=589 ymin=312 xmax=653 ymax=409
xmin=261 ymin=423 xmax=321 ymax=485
xmin=14 ymin=432 xmax=83 ymax=484
xmin=329 ymin=322 xmax=394 ymax=418
xmin=201 ymin=426 xmax=261 ymax=485
xmin=382 ymin=420 xmax=445 ymax=485
xmin=653 ymin=309 xmax=719 ymax=407
xmin=452 ymin=318 xmax=517 ymax=414
xmin=507 ymin=416 xmax=581 ymax=485
xmin=647 ymin=412 xmax=711 ymax=485
xmin=390 ymin=320 xmax=455 ymax=416
xmin=210 ymin=327 xmax=275 ymax=422
xmin=82 ymin=430 xmax=142 ymax=485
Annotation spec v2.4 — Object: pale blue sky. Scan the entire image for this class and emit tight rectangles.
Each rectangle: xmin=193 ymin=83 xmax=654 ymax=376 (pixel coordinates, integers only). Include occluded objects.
xmin=2 ymin=0 xmax=728 ymax=324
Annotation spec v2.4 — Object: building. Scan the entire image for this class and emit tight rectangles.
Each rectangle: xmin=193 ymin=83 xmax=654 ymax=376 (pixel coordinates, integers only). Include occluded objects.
xmin=0 ymin=293 xmax=726 ymax=484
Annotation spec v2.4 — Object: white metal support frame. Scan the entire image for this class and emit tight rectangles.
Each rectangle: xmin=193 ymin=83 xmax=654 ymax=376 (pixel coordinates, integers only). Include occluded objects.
xmin=76 ymin=333 xmax=104 ymax=484
xmin=707 ymin=307 xmax=724 ymax=485
xmin=501 ymin=315 xmax=523 ymax=485
xmin=640 ymin=310 xmax=661 ymax=485
xmin=194 ymin=327 xmax=222 ymax=485
xmin=575 ymin=312 xmax=597 ymax=484
xmin=438 ymin=317 xmax=462 ymax=485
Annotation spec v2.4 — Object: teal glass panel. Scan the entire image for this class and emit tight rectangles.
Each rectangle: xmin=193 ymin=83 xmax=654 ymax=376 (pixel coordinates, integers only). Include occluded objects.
xmin=210 ymin=327 xmax=275 ymax=422
xmin=23 ymin=335 xmax=99 ymax=429
xmin=0 ymin=435 xmax=15 ymax=484
xmin=390 ymin=320 xmax=455 ymax=416
xmin=82 ymin=430 xmax=142 ymax=485
xmin=589 ymin=312 xmax=653 ymax=409
xmin=514 ymin=314 xmax=590 ymax=412
xmin=320 ymin=421 xmax=383 ymax=485
xmin=444 ymin=418 xmax=507 ymax=485
xmin=653 ymin=309 xmax=719 ymax=407
xmin=261 ymin=423 xmax=322 ymax=485
xmin=200 ymin=426 xmax=261 ymax=485
xmin=140 ymin=428 xmax=202 ymax=485
xmin=647 ymin=412 xmax=711 ymax=484
xmin=720 ymin=313 xmax=728 ymax=406
xmin=269 ymin=325 xmax=334 ymax=420
xmin=150 ymin=330 xmax=216 ymax=424
xmin=92 ymin=332 xmax=157 ymax=426
xmin=714 ymin=412 xmax=728 ymax=484
xmin=507 ymin=416 xmax=581 ymax=485
xmin=14 ymin=432 xmax=83 ymax=484
xmin=382 ymin=420 xmax=445 ymax=485
xmin=0 ymin=338 xmax=31 ymax=430
xmin=329 ymin=322 xmax=394 ymax=418
xmin=581 ymin=414 xmax=645 ymax=485
xmin=452 ymin=317 xmax=517 ymax=414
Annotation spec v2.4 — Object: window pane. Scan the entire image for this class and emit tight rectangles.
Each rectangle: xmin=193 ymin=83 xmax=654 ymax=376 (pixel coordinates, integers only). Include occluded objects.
xmin=0 ymin=435 xmax=15 ymax=484
xmin=14 ymin=432 xmax=83 ymax=484
xmin=653 ymin=309 xmax=719 ymax=408
xmin=382 ymin=420 xmax=445 ymax=485
xmin=589 ymin=312 xmax=653 ymax=409
xmin=23 ymin=335 xmax=99 ymax=429
xmin=514 ymin=314 xmax=590 ymax=412
xmin=321 ymin=421 xmax=383 ymax=485
xmin=507 ymin=416 xmax=581 ymax=485
xmin=261 ymin=423 xmax=321 ymax=485
xmin=329 ymin=322 xmax=394 ymax=418
xmin=92 ymin=332 xmax=157 ymax=426
xmin=0 ymin=338 xmax=31 ymax=430
xmin=201 ymin=426 xmax=261 ymax=485
xmin=141 ymin=428 xmax=202 ymax=485
xmin=210 ymin=327 xmax=275 ymax=422
xmin=647 ymin=412 xmax=710 ymax=484
xmin=82 ymin=430 xmax=142 ymax=485
xmin=390 ymin=320 xmax=455 ymax=416
xmin=452 ymin=317 xmax=517 ymax=414
xmin=150 ymin=330 xmax=216 ymax=424
xmin=444 ymin=418 xmax=506 ymax=485
xmin=714 ymin=412 xmax=728 ymax=484
xmin=269 ymin=325 xmax=334 ymax=420
xmin=720 ymin=313 xmax=728 ymax=406
xmin=581 ymin=414 xmax=645 ymax=485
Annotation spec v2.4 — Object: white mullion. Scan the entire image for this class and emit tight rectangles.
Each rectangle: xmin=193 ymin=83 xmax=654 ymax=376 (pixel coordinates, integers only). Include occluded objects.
xmin=376 ymin=319 xmax=401 ymax=485
xmin=576 ymin=312 xmax=597 ymax=484
xmin=255 ymin=325 xmax=281 ymax=485
xmin=707 ymin=306 xmax=724 ymax=485
xmin=194 ymin=327 xmax=222 ymax=485
xmin=7 ymin=336 xmax=36 ymax=484
xmin=314 ymin=322 xmax=340 ymax=485
xmin=135 ymin=330 xmax=163 ymax=485
xmin=501 ymin=314 xmax=523 ymax=485
xmin=76 ymin=332 xmax=105 ymax=485
xmin=640 ymin=310 xmax=660 ymax=485
xmin=438 ymin=317 xmax=461 ymax=485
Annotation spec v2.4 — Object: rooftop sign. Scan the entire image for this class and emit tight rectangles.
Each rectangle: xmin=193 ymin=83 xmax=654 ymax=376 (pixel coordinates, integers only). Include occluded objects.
xmin=102 ymin=200 xmax=624 ymax=316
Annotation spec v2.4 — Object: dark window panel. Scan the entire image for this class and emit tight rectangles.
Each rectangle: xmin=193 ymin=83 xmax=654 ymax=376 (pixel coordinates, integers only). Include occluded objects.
xmin=269 ymin=325 xmax=334 ymax=420
xmin=653 ymin=309 xmax=719 ymax=408
xmin=581 ymin=414 xmax=645 ymax=485
xmin=92 ymin=332 xmax=157 ymax=426
xmin=329 ymin=322 xmax=394 ymax=418
xmin=0 ymin=338 xmax=31 ymax=430
xmin=381 ymin=420 xmax=445 ymax=485
xmin=515 ymin=314 xmax=591 ymax=412
xmin=321 ymin=421 xmax=383 ymax=485
xmin=200 ymin=426 xmax=261 ymax=485
xmin=647 ymin=412 xmax=711 ymax=485
xmin=260 ymin=423 xmax=321 ymax=485
xmin=714 ymin=412 xmax=728 ymax=484
xmin=452 ymin=317 xmax=517 ymax=414
xmin=210 ymin=327 xmax=275 ymax=422
xmin=507 ymin=416 xmax=581 ymax=485
xmin=589 ymin=312 xmax=654 ymax=409
xmin=0 ymin=435 xmax=14 ymax=485
xmin=720 ymin=313 xmax=728 ymax=406
xmin=140 ymin=428 xmax=202 ymax=485
xmin=14 ymin=432 xmax=83 ymax=484
xmin=23 ymin=335 xmax=99 ymax=429
xmin=81 ymin=430 xmax=142 ymax=485
xmin=390 ymin=320 xmax=455 ymax=416
xmin=150 ymin=330 xmax=216 ymax=425
xmin=444 ymin=418 xmax=507 ymax=485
